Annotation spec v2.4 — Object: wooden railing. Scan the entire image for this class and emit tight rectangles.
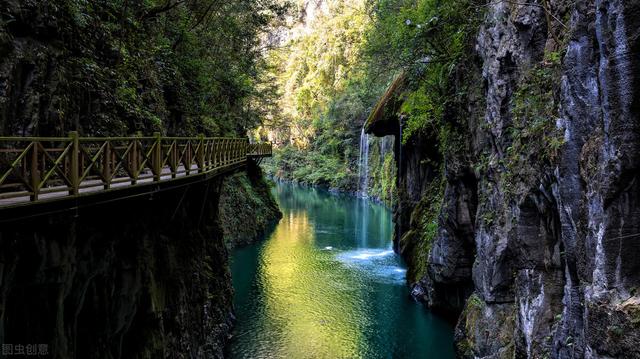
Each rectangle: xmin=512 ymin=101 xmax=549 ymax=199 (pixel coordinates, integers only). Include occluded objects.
xmin=0 ymin=132 xmax=271 ymax=205
xmin=247 ymin=143 xmax=273 ymax=157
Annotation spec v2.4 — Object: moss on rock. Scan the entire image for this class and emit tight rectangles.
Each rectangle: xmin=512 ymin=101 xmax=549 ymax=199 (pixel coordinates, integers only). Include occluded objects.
xmin=219 ymin=161 xmax=282 ymax=249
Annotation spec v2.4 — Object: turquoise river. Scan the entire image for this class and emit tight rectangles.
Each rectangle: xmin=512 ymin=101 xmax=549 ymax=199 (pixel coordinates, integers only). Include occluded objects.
xmin=228 ymin=182 xmax=455 ymax=358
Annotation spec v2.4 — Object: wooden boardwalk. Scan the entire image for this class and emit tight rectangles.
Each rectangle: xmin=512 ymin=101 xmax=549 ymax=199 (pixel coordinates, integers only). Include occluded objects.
xmin=0 ymin=133 xmax=271 ymax=210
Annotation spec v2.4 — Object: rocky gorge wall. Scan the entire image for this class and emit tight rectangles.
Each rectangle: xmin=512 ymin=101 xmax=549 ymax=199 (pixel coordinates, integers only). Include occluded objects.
xmin=387 ymin=0 xmax=640 ymax=358
xmin=0 ymin=167 xmax=280 ymax=359
xmin=219 ymin=162 xmax=282 ymax=249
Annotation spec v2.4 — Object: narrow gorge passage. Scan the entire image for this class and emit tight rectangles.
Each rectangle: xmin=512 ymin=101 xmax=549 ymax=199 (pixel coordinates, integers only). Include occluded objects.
xmin=228 ymin=182 xmax=454 ymax=358
xmin=3 ymin=0 xmax=639 ymax=357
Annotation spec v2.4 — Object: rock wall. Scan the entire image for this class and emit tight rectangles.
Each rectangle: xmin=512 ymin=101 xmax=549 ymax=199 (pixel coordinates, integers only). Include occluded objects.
xmin=0 ymin=167 xmax=280 ymax=359
xmin=0 ymin=0 xmax=259 ymax=137
xmin=392 ymin=0 xmax=640 ymax=357
xmin=219 ymin=162 xmax=282 ymax=249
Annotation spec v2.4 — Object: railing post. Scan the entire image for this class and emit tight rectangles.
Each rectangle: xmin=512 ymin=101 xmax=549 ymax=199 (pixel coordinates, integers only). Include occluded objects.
xmin=218 ymin=139 xmax=222 ymax=166
xmin=232 ymin=140 xmax=236 ymax=162
xmin=153 ymin=132 xmax=162 ymax=181
xmin=131 ymin=133 xmax=139 ymax=185
xmin=225 ymin=139 xmax=229 ymax=164
xmin=103 ymin=140 xmax=111 ymax=189
xmin=220 ymin=139 xmax=225 ymax=165
xmin=205 ymin=138 xmax=212 ymax=170
xmin=212 ymin=139 xmax=217 ymax=168
xmin=69 ymin=131 xmax=79 ymax=196
xmin=171 ymin=141 xmax=177 ymax=179
xmin=198 ymin=134 xmax=205 ymax=173
xmin=30 ymin=142 xmax=40 ymax=201
xmin=185 ymin=141 xmax=191 ymax=175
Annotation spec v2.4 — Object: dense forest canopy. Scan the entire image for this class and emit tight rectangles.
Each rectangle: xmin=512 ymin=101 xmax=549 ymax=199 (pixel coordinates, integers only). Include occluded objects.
xmin=261 ymin=0 xmax=480 ymax=200
xmin=0 ymin=0 xmax=288 ymax=136
xmin=2 ymin=0 xmax=477 ymax=145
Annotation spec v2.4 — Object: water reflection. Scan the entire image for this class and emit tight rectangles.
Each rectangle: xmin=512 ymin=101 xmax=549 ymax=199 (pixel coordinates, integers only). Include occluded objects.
xmin=257 ymin=210 xmax=367 ymax=357
xmin=229 ymin=182 xmax=454 ymax=358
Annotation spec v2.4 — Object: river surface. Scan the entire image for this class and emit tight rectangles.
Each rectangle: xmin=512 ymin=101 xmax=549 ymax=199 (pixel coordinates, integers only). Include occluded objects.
xmin=228 ymin=182 xmax=455 ymax=358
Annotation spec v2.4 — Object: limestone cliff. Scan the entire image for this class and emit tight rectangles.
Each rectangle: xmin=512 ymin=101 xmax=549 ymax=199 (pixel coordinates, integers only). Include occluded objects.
xmin=219 ymin=162 xmax=282 ymax=249
xmin=373 ymin=0 xmax=640 ymax=357
xmin=2 ymin=179 xmax=226 ymax=359
xmin=0 ymin=166 xmax=280 ymax=359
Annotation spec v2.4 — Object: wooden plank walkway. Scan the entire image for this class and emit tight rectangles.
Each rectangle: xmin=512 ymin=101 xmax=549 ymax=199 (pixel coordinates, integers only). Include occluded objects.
xmin=0 ymin=133 xmax=271 ymax=209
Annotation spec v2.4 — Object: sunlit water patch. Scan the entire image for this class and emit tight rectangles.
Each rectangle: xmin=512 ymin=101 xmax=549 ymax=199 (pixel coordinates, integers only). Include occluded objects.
xmin=229 ymin=182 xmax=454 ymax=358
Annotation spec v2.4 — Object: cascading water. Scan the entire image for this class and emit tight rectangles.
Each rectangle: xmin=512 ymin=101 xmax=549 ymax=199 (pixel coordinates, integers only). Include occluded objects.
xmin=380 ymin=135 xmax=394 ymax=159
xmin=397 ymin=120 xmax=403 ymax=242
xmin=357 ymin=127 xmax=370 ymax=197
xmin=356 ymin=127 xmax=371 ymax=248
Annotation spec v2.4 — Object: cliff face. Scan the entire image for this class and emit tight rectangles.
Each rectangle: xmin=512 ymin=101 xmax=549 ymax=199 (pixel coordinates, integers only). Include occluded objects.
xmin=391 ymin=0 xmax=640 ymax=357
xmin=219 ymin=162 xmax=282 ymax=249
xmin=0 ymin=0 xmax=271 ymax=137
xmin=1 ymin=179 xmax=230 ymax=359
xmin=0 ymin=168 xmax=280 ymax=359
xmin=0 ymin=0 xmax=176 ymax=135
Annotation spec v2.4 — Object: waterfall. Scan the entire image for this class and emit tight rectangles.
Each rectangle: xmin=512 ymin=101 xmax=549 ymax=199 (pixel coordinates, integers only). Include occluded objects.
xmin=397 ymin=120 xmax=403 ymax=242
xmin=380 ymin=135 xmax=393 ymax=159
xmin=357 ymin=127 xmax=370 ymax=197
xmin=398 ymin=120 xmax=402 ymax=175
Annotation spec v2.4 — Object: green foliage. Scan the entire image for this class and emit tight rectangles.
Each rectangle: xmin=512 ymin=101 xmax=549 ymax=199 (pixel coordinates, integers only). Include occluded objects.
xmin=400 ymin=176 xmax=444 ymax=282
xmin=370 ymin=149 xmax=397 ymax=205
xmin=2 ymin=0 xmax=289 ymax=136
xmin=502 ymin=51 xmax=565 ymax=201
xmin=219 ymin=170 xmax=282 ymax=248
xmin=262 ymin=0 xmax=482 ymax=209
xmin=261 ymin=0 xmax=389 ymax=192
xmin=456 ymin=293 xmax=485 ymax=357
xmin=466 ymin=293 xmax=485 ymax=310
xmin=264 ymin=144 xmax=354 ymax=189
xmin=264 ymin=0 xmax=481 ymax=197
xmin=400 ymin=84 xmax=443 ymax=143
xmin=364 ymin=0 xmax=482 ymax=144
xmin=261 ymin=0 xmax=372 ymax=140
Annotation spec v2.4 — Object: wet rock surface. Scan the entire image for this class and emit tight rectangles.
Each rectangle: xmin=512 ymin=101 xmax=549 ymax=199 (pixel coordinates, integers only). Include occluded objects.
xmin=386 ymin=0 xmax=640 ymax=357
xmin=219 ymin=162 xmax=282 ymax=249
xmin=0 ymin=169 xmax=278 ymax=359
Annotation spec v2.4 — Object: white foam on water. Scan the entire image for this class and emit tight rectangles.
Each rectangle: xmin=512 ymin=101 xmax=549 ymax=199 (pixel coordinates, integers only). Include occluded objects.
xmin=335 ymin=249 xmax=405 ymax=284
xmin=343 ymin=249 xmax=394 ymax=261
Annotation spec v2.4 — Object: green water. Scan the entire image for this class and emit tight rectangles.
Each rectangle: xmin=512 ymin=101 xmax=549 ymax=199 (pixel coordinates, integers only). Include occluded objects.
xmin=228 ymin=182 xmax=455 ymax=358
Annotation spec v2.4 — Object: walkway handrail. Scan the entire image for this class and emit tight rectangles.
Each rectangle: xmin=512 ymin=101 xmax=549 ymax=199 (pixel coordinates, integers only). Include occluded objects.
xmin=0 ymin=132 xmax=272 ymax=204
